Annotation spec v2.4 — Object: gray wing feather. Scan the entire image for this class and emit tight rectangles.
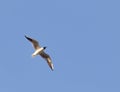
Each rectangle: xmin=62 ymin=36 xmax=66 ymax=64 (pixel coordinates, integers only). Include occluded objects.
xmin=40 ymin=51 xmax=54 ymax=71
xmin=25 ymin=35 xmax=40 ymax=50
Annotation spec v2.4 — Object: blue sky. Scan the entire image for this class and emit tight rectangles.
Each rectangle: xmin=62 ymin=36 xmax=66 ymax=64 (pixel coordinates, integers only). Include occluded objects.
xmin=0 ymin=0 xmax=119 ymax=92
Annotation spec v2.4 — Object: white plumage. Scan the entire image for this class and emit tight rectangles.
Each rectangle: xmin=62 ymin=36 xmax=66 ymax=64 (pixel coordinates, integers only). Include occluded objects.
xmin=25 ymin=35 xmax=54 ymax=71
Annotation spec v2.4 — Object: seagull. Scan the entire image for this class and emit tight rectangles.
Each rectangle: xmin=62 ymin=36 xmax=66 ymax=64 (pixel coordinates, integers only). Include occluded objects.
xmin=25 ymin=35 xmax=54 ymax=71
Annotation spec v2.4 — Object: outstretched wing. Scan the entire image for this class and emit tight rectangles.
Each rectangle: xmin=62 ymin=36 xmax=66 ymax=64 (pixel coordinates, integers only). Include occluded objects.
xmin=40 ymin=51 xmax=54 ymax=71
xmin=25 ymin=35 xmax=40 ymax=50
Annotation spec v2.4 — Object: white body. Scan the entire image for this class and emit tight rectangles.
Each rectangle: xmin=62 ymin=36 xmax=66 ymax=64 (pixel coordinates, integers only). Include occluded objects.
xmin=25 ymin=35 xmax=54 ymax=71
xmin=32 ymin=48 xmax=44 ymax=57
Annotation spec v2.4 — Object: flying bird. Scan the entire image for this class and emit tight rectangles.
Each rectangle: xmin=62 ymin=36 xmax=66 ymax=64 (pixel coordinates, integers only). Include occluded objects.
xmin=25 ymin=35 xmax=54 ymax=71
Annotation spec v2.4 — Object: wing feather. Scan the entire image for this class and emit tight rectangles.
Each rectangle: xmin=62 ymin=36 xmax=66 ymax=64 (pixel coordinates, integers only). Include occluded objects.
xmin=40 ymin=51 xmax=54 ymax=71
xmin=25 ymin=35 xmax=40 ymax=50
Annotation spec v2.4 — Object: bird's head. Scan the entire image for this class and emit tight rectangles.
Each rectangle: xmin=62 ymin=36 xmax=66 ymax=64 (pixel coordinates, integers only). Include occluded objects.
xmin=43 ymin=46 xmax=47 ymax=49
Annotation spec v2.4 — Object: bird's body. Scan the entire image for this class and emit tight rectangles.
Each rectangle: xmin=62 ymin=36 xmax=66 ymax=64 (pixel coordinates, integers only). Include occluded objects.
xmin=32 ymin=47 xmax=44 ymax=57
xmin=25 ymin=35 xmax=54 ymax=71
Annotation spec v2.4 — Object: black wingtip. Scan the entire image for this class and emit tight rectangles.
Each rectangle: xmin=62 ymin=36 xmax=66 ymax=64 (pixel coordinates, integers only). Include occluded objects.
xmin=24 ymin=35 xmax=28 ymax=38
xmin=24 ymin=35 xmax=29 ymax=40
xmin=24 ymin=35 xmax=33 ymax=42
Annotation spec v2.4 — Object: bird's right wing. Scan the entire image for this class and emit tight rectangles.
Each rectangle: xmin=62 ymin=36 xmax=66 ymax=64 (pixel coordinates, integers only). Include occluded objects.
xmin=25 ymin=35 xmax=40 ymax=50
xmin=40 ymin=51 xmax=54 ymax=71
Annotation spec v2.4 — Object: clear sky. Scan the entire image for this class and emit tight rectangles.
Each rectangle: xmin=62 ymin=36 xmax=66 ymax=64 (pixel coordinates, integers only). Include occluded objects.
xmin=0 ymin=0 xmax=119 ymax=92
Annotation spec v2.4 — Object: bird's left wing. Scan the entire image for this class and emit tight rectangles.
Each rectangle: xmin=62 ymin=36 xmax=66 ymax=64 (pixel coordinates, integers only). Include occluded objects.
xmin=25 ymin=35 xmax=40 ymax=50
